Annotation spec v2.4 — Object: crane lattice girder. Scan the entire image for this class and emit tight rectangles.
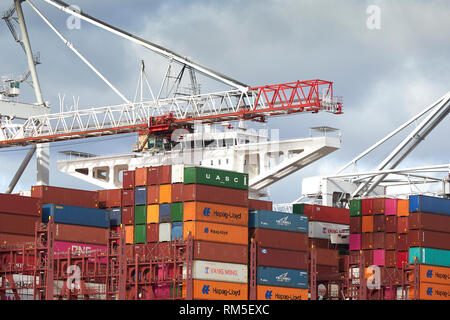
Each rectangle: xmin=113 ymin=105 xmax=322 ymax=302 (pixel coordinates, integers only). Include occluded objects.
xmin=0 ymin=79 xmax=342 ymax=147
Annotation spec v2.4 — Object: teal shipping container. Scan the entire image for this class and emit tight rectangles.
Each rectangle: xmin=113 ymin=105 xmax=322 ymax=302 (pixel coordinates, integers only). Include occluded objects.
xmin=409 ymin=247 xmax=450 ymax=267
xmin=257 ymin=266 xmax=308 ymax=289
xmin=249 ymin=210 xmax=308 ymax=233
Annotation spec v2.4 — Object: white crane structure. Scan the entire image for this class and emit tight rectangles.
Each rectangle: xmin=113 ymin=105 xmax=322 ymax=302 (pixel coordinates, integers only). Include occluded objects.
xmin=274 ymin=92 xmax=450 ymax=212
xmin=0 ymin=0 xmax=344 ymax=195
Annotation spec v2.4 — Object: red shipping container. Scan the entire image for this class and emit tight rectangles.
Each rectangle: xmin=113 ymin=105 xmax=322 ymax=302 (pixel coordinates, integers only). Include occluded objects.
xmin=397 ymin=251 xmax=408 ymax=269
xmin=362 ymin=233 xmax=374 ymax=250
xmin=373 ymin=232 xmax=385 ymax=249
xmin=0 ymin=213 xmax=40 ymax=235
xmin=316 ymin=248 xmax=339 ymax=267
xmin=0 ymin=193 xmax=41 ymax=216
xmin=349 ymin=251 xmax=361 ymax=265
xmin=146 ymin=223 xmax=159 ymax=243
xmin=98 ymin=190 xmax=108 ymax=208
xmin=303 ymin=205 xmax=349 ymax=225
xmin=257 ymin=247 xmax=308 ymax=270
xmin=158 ymin=165 xmax=172 ymax=184
xmin=248 ymin=199 xmax=272 ymax=211
xmin=350 ymin=216 xmax=362 ymax=234
xmin=408 ymin=230 xmax=450 ymax=251
xmin=363 ymin=250 xmax=373 ymax=267
xmin=148 ymin=167 xmax=160 ymax=185
xmin=55 ymin=223 xmax=108 ymax=245
xmin=315 ymin=265 xmax=339 ymax=277
xmin=408 ymin=212 xmax=450 ymax=233
xmin=193 ymin=240 xmax=248 ymax=264
xmin=147 ymin=185 xmax=160 ymax=204
xmin=122 ymin=189 xmax=135 ymax=207
xmin=372 ymin=198 xmax=386 ymax=215
xmin=135 ymin=167 xmax=148 ymax=186
xmin=309 ymin=238 xmax=330 ymax=249
xmin=385 ymin=215 xmax=397 ymax=233
xmin=122 ymin=170 xmax=135 ymax=189
xmin=384 ymin=233 xmax=397 ymax=250
xmin=385 ymin=250 xmax=396 ymax=267
xmin=31 ymin=185 xmax=98 ymax=208
xmin=105 ymin=189 xmax=122 ymax=208
xmin=0 ymin=233 xmax=34 ymax=245
xmin=171 ymin=183 xmax=183 ymax=203
xmin=183 ymin=184 xmax=248 ymax=207
xmin=122 ymin=206 xmax=134 ymax=225
xmin=397 ymin=217 xmax=409 ymax=234
xmin=397 ymin=234 xmax=408 ymax=251
xmin=249 ymin=228 xmax=308 ymax=251
xmin=362 ymin=199 xmax=373 ymax=215
xmin=373 ymin=215 xmax=386 ymax=232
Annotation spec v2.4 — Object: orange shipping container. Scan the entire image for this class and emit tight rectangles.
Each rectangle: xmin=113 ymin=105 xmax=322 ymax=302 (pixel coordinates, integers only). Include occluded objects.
xmin=147 ymin=185 xmax=159 ymax=204
xmin=147 ymin=205 xmax=159 ymax=223
xmin=256 ymin=285 xmax=308 ymax=300
xmin=397 ymin=199 xmax=409 ymax=217
xmin=410 ymin=283 xmax=450 ymax=300
xmin=408 ymin=265 xmax=450 ymax=286
xmin=125 ymin=225 xmax=134 ymax=244
xmin=183 ymin=280 xmax=248 ymax=300
xmin=135 ymin=167 xmax=148 ymax=186
xmin=159 ymin=184 xmax=172 ymax=204
xmin=183 ymin=221 xmax=248 ymax=245
xmin=183 ymin=202 xmax=248 ymax=226
xmin=362 ymin=216 xmax=374 ymax=233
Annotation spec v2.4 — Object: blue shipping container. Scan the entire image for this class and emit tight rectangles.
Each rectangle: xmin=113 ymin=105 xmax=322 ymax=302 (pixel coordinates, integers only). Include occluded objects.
xmin=249 ymin=210 xmax=308 ymax=233
xmin=135 ymin=186 xmax=147 ymax=205
xmin=409 ymin=195 xmax=450 ymax=216
xmin=171 ymin=222 xmax=183 ymax=241
xmin=109 ymin=207 xmax=121 ymax=227
xmin=257 ymin=266 xmax=308 ymax=289
xmin=159 ymin=204 xmax=171 ymax=223
xmin=409 ymin=247 xmax=450 ymax=268
xmin=42 ymin=204 xmax=109 ymax=228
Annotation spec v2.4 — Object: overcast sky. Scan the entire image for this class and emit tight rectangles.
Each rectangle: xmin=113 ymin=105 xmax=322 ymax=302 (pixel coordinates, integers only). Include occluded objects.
xmin=0 ymin=0 xmax=449 ymax=203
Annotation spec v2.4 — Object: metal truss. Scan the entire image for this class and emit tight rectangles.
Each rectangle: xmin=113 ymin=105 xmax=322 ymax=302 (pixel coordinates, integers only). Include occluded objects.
xmin=0 ymin=80 xmax=342 ymax=147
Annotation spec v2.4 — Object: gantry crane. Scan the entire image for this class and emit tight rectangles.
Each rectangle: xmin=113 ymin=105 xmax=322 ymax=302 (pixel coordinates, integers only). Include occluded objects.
xmin=0 ymin=0 xmax=343 ymax=192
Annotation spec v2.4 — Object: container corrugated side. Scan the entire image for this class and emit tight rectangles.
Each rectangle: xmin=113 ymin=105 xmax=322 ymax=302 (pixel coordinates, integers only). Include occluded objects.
xmin=184 ymin=221 xmax=248 ymax=245
xmin=256 ymin=285 xmax=308 ymax=300
xmin=257 ymin=266 xmax=308 ymax=289
xmin=308 ymin=221 xmax=348 ymax=240
xmin=184 ymin=280 xmax=248 ymax=300
xmin=409 ymin=195 xmax=450 ymax=216
xmin=0 ymin=193 xmax=41 ymax=216
xmin=249 ymin=210 xmax=307 ymax=233
xmin=193 ymin=240 xmax=248 ymax=264
xmin=42 ymin=204 xmax=109 ymax=228
xmin=409 ymin=247 xmax=450 ymax=267
xmin=191 ymin=260 xmax=248 ymax=284
xmin=0 ymin=213 xmax=40 ymax=235
xmin=184 ymin=167 xmax=248 ymax=190
xmin=55 ymin=223 xmax=108 ymax=245
xmin=31 ymin=185 xmax=98 ymax=208
xmin=183 ymin=202 xmax=248 ymax=226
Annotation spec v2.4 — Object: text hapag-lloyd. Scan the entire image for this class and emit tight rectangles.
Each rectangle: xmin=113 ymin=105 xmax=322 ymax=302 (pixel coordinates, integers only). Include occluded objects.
xmin=204 ymin=173 xmax=246 ymax=185
xmin=212 ymin=210 xmax=242 ymax=220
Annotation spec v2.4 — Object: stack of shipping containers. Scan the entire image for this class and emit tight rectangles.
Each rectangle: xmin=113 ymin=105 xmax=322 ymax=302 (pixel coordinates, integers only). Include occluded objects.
xmin=181 ymin=166 xmax=249 ymax=300
xmin=249 ymin=205 xmax=309 ymax=300
xmin=407 ymin=195 xmax=450 ymax=300
xmin=32 ymin=186 xmax=109 ymax=260
xmin=294 ymin=203 xmax=349 ymax=299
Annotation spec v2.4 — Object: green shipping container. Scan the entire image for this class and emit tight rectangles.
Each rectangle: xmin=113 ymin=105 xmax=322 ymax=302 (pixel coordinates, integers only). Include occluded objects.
xmin=349 ymin=199 xmax=362 ymax=217
xmin=183 ymin=167 xmax=248 ymax=190
xmin=409 ymin=247 xmax=450 ymax=267
xmin=171 ymin=202 xmax=183 ymax=222
xmin=171 ymin=283 xmax=183 ymax=298
xmin=135 ymin=205 xmax=147 ymax=225
xmin=134 ymin=224 xmax=146 ymax=244
xmin=292 ymin=203 xmax=304 ymax=214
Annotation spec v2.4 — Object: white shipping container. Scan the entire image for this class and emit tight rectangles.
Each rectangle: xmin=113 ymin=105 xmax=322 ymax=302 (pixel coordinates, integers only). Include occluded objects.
xmin=159 ymin=223 xmax=171 ymax=242
xmin=308 ymin=221 xmax=349 ymax=240
xmin=330 ymin=233 xmax=349 ymax=245
xmin=171 ymin=164 xmax=184 ymax=184
xmin=183 ymin=260 xmax=248 ymax=284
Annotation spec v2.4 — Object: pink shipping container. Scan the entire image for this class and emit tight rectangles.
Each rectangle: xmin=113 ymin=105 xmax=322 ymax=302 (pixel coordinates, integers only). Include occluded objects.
xmin=349 ymin=234 xmax=362 ymax=251
xmin=397 ymin=251 xmax=408 ymax=269
xmin=384 ymin=199 xmax=398 ymax=216
xmin=54 ymin=241 xmax=107 ymax=263
xmin=373 ymin=249 xmax=385 ymax=266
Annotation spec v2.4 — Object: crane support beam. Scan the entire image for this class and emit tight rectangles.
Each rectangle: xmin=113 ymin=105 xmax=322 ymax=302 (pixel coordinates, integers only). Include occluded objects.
xmin=0 ymin=80 xmax=342 ymax=147
xmin=40 ymin=0 xmax=249 ymax=91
